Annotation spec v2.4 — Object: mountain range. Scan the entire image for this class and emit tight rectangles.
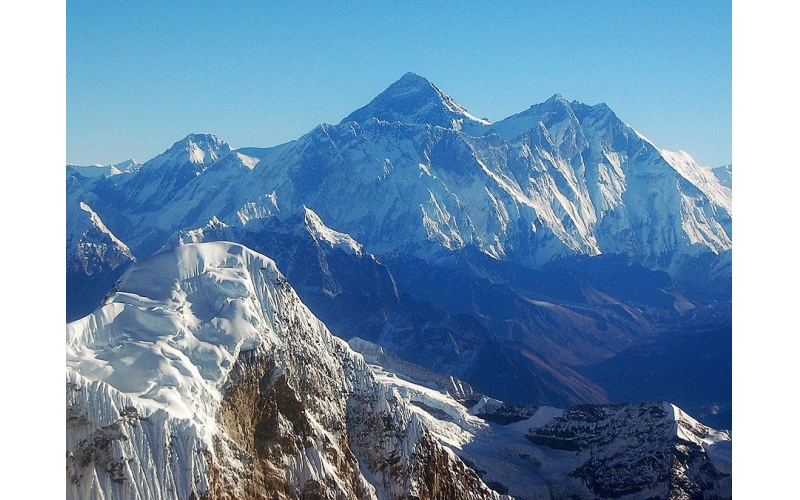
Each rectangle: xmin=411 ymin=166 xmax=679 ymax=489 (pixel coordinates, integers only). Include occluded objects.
xmin=66 ymin=73 xmax=732 ymax=498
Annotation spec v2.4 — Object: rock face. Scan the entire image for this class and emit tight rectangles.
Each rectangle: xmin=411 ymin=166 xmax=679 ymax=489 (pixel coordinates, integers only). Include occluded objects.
xmin=66 ymin=242 xmax=504 ymax=500
xmin=525 ymin=403 xmax=731 ymax=499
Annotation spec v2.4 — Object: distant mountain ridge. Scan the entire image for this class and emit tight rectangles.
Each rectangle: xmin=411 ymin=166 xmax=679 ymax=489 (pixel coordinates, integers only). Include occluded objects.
xmin=67 ymin=72 xmax=731 ymax=272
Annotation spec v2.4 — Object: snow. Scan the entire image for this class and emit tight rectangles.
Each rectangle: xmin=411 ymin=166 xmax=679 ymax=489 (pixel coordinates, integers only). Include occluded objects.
xmin=142 ymin=133 xmax=231 ymax=170
xmin=188 ymin=142 xmax=206 ymax=164
xmin=235 ymin=152 xmax=260 ymax=169
xmin=667 ymin=402 xmax=732 ymax=474
xmin=303 ymin=206 xmax=363 ymax=255
xmin=67 ymin=159 xmax=141 ymax=178
xmin=358 ymin=346 xmax=731 ymax=500
xmin=65 ymin=74 xmax=733 ymax=500
xmin=75 ymin=202 xmax=133 ymax=254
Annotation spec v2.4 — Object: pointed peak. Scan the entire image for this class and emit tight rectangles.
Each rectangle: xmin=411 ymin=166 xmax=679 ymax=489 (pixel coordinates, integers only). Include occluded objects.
xmin=542 ymin=94 xmax=572 ymax=108
xmin=302 ymin=206 xmax=364 ymax=256
xmin=178 ymin=133 xmax=229 ymax=150
xmin=146 ymin=133 xmax=232 ymax=169
xmin=340 ymin=73 xmax=490 ymax=129
xmin=397 ymin=72 xmax=431 ymax=85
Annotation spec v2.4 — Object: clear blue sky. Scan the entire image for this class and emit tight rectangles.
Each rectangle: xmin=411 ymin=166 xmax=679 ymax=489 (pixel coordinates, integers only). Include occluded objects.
xmin=67 ymin=1 xmax=731 ymax=167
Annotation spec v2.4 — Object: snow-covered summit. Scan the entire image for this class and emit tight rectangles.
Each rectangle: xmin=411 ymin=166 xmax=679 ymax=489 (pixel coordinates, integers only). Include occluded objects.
xmin=143 ymin=133 xmax=231 ymax=171
xmin=340 ymin=72 xmax=491 ymax=130
xmin=487 ymin=93 xmax=616 ymax=142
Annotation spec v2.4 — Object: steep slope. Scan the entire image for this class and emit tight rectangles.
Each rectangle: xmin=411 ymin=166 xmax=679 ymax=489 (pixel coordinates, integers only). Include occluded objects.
xmin=66 ymin=242 xmax=505 ymax=500
xmin=115 ymin=133 xmax=232 ymax=216
xmin=483 ymin=95 xmax=731 ymax=268
xmin=66 ymin=201 xmax=135 ymax=277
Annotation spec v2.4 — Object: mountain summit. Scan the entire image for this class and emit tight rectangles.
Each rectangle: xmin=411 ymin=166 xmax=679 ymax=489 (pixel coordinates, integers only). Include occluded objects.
xmin=144 ymin=133 xmax=231 ymax=170
xmin=340 ymin=72 xmax=491 ymax=130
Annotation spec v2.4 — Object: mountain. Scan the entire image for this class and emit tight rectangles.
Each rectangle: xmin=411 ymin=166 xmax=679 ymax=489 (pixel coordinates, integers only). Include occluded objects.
xmin=119 ymin=133 xmax=232 ymax=213
xmin=65 ymin=72 xmax=731 ymax=437
xmin=66 ymin=242 xmax=731 ymax=499
xmin=711 ymin=164 xmax=732 ymax=189
xmin=67 ymin=242 xmax=507 ymax=500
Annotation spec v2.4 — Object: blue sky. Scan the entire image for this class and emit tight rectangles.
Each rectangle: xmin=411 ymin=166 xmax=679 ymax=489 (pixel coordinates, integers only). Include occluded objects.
xmin=67 ymin=1 xmax=731 ymax=167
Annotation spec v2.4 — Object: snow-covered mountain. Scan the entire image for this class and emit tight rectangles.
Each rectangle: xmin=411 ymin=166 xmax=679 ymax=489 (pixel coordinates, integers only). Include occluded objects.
xmin=65 ymin=74 xmax=732 ymax=490
xmin=341 ymin=71 xmax=492 ymax=131
xmin=67 ymin=159 xmax=142 ymax=178
xmin=66 ymin=201 xmax=135 ymax=276
xmin=67 ymin=242 xmax=507 ymax=500
xmin=158 ymin=206 xmax=678 ymax=409
xmin=67 ymin=73 xmax=731 ymax=272
xmin=66 ymin=242 xmax=730 ymax=499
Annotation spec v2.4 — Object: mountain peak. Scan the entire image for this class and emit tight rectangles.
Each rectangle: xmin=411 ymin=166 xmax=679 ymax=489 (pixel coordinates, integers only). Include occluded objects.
xmin=544 ymin=93 xmax=570 ymax=105
xmin=397 ymin=71 xmax=430 ymax=86
xmin=340 ymin=73 xmax=490 ymax=130
xmin=144 ymin=133 xmax=231 ymax=170
xmin=179 ymin=133 xmax=230 ymax=158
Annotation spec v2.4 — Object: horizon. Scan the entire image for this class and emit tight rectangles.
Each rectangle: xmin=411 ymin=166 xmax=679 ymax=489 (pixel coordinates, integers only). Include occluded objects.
xmin=67 ymin=2 xmax=731 ymax=168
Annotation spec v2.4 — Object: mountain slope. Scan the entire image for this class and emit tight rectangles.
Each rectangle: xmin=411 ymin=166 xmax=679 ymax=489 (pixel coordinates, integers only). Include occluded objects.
xmin=66 ymin=241 xmax=730 ymax=500
xmin=164 ymin=208 xmax=627 ymax=408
